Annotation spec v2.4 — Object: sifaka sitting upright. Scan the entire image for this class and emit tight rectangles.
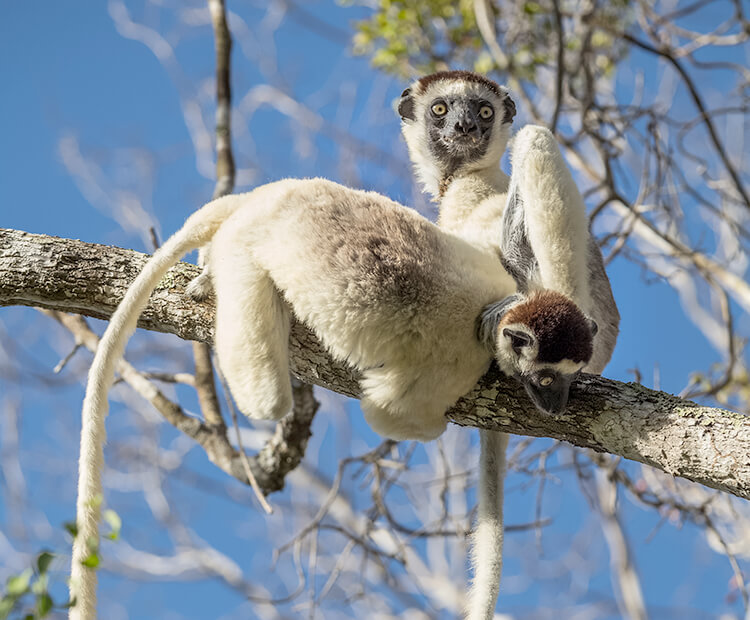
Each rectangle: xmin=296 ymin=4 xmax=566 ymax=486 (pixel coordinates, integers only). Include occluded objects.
xmin=397 ymin=70 xmax=619 ymax=619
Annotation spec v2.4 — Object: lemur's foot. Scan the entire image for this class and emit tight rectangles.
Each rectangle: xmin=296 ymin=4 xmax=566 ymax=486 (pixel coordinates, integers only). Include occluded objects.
xmin=186 ymin=270 xmax=213 ymax=301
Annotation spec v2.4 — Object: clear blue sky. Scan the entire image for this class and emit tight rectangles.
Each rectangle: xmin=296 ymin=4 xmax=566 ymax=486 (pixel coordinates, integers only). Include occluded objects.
xmin=0 ymin=2 xmax=744 ymax=619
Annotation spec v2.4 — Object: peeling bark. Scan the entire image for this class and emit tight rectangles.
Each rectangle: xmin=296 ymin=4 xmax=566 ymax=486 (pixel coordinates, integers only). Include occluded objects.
xmin=2 ymin=228 xmax=748 ymax=500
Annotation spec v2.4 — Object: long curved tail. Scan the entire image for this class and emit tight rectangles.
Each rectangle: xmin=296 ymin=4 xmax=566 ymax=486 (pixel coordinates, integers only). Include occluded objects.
xmin=69 ymin=194 xmax=241 ymax=620
xmin=466 ymin=429 xmax=509 ymax=620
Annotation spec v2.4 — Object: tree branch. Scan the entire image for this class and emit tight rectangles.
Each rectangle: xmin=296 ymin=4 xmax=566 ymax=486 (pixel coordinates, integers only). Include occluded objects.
xmin=186 ymin=0 xmax=237 ymax=433
xmin=591 ymin=23 xmax=750 ymax=211
xmin=2 ymin=228 xmax=749 ymax=500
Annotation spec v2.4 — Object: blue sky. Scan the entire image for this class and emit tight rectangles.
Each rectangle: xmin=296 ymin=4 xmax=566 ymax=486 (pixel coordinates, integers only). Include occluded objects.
xmin=1 ymin=1 xmax=747 ymax=619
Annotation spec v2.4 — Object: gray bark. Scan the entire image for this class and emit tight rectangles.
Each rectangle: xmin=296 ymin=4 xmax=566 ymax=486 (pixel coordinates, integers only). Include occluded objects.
xmin=2 ymin=228 xmax=748 ymax=500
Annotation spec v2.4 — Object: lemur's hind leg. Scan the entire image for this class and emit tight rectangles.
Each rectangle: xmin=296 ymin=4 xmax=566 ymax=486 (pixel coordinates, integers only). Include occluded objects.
xmin=212 ymin=252 xmax=292 ymax=421
xmin=361 ymin=398 xmax=447 ymax=441
xmin=186 ymin=243 xmax=213 ymax=301
xmin=360 ymin=367 xmax=449 ymax=441
xmin=510 ymin=125 xmax=590 ymax=307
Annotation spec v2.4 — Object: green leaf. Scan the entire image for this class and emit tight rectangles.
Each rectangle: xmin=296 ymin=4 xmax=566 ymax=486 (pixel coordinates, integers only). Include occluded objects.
xmin=103 ymin=510 xmax=122 ymax=541
xmin=85 ymin=536 xmax=99 ymax=555
xmin=5 ymin=570 xmax=32 ymax=597
xmin=523 ymin=1 xmax=542 ymax=14
xmin=85 ymin=494 xmax=103 ymax=510
xmin=64 ymin=521 xmax=78 ymax=539
xmin=31 ymin=574 xmax=48 ymax=596
xmin=0 ymin=597 xmax=16 ymax=620
xmin=36 ymin=552 xmax=54 ymax=575
xmin=36 ymin=593 xmax=53 ymax=617
xmin=81 ymin=553 xmax=100 ymax=569
xmin=473 ymin=51 xmax=494 ymax=75
xmin=591 ymin=30 xmax=612 ymax=48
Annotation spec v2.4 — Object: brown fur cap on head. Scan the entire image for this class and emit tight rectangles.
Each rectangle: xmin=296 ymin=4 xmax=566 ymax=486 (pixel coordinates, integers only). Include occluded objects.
xmin=501 ymin=291 xmax=594 ymax=363
xmin=415 ymin=70 xmax=504 ymax=97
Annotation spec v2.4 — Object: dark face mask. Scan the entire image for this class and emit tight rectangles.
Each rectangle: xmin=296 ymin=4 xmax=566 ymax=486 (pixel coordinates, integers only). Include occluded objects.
xmin=521 ymin=370 xmax=577 ymax=415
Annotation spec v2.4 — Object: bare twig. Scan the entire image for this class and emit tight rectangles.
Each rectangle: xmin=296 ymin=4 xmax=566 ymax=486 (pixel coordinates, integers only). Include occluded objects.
xmin=37 ymin=306 xmax=305 ymax=497
xmin=593 ymin=458 xmax=648 ymax=620
xmin=550 ymin=0 xmax=565 ymax=133
xmin=216 ymin=363 xmax=274 ymax=514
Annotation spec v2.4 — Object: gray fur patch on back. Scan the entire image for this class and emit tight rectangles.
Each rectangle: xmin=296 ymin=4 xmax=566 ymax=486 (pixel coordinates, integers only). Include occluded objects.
xmin=499 ymin=181 xmax=538 ymax=292
xmin=585 ymin=235 xmax=621 ymax=372
xmin=314 ymin=197 xmax=443 ymax=310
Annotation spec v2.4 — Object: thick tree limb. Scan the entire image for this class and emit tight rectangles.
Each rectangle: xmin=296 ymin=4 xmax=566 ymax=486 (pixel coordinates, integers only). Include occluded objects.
xmin=2 ymin=228 xmax=749 ymax=500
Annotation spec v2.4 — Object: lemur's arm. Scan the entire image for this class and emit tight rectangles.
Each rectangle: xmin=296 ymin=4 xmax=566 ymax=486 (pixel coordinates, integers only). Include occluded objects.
xmin=499 ymin=180 xmax=536 ymax=294
xmin=507 ymin=125 xmax=592 ymax=310
xmin=505 ymin=125 xmax=619 ymax=374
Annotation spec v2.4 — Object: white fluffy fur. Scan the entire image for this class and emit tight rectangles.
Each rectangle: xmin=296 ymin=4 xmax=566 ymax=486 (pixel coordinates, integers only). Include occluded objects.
xmin=508 ymin=125 xmax=619 ymax=375
xmin=401 ymin=75 xmax=617 ymax=620
xmin=399 ymin=77 xmax=515 ymax=620
xmin=467 ymin=430 xmax=508 ymax=620
xmin=438 ymin=170 xmax=510 ymax=255
xmin=70 ymin=194 xmax=241 ymax=620
xmin=71 ymin=177 xmax=520 ymax=619
xmin=510 ymin=126 xmax=591 ymax=310
xmin=449 ymin=124 xmax=614 ymax=618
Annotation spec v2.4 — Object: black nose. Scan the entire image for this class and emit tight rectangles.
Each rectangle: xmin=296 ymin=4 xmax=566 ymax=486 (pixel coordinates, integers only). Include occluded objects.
xmin=455 ymin=113 xmax=477 ymax=134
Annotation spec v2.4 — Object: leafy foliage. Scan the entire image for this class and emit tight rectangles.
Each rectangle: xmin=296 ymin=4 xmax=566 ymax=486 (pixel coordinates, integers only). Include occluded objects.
xmin=0 ymin=509 xmax=121 ymax=619
xmin=350 ymin=0 xmax=482 ymax=76
xmin=351 ymin=0 xmax=633 ymax=85
xmin=0 ymin=552 xmax=74 ymax=619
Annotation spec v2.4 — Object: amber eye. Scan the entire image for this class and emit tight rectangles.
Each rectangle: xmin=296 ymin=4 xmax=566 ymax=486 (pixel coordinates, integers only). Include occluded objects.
xmin=539 ymin=375 xmax=554 ymax=387
xmin=431 ymin=102 xmax=448 ymax=116
xmin=479 ymin=105 xmax=494 ymax=120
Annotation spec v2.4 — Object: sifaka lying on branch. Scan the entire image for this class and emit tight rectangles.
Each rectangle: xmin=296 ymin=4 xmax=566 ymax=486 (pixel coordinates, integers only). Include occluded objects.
xmin=69 ymin=173 xmax=598 ymax=619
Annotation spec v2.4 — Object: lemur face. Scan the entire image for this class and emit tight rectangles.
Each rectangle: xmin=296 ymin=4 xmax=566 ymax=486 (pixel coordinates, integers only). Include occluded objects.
xmin=398 ymin=70 xmax=516 ymax=196
xmin=480 ymin=291 xmax=596 ymax=415
xmin=425 ymin=94 xmax=497 ymax=170
xmin=510 ymin=354 xmax=583 ymax=415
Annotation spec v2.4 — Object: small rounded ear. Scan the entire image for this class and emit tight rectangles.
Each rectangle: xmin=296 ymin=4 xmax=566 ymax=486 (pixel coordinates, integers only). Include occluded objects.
xmin=477 ymin=294 xmax=522 ymax=352
xmin=503 ymin=94 xmax=516 ymax=124
xmin=502 ymin=327 xmax=533 ymax=353
xmin=398 ymin=88 xmax=416 ymax=121
xmin=588 ymin=318 xmax=598 ymax=337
